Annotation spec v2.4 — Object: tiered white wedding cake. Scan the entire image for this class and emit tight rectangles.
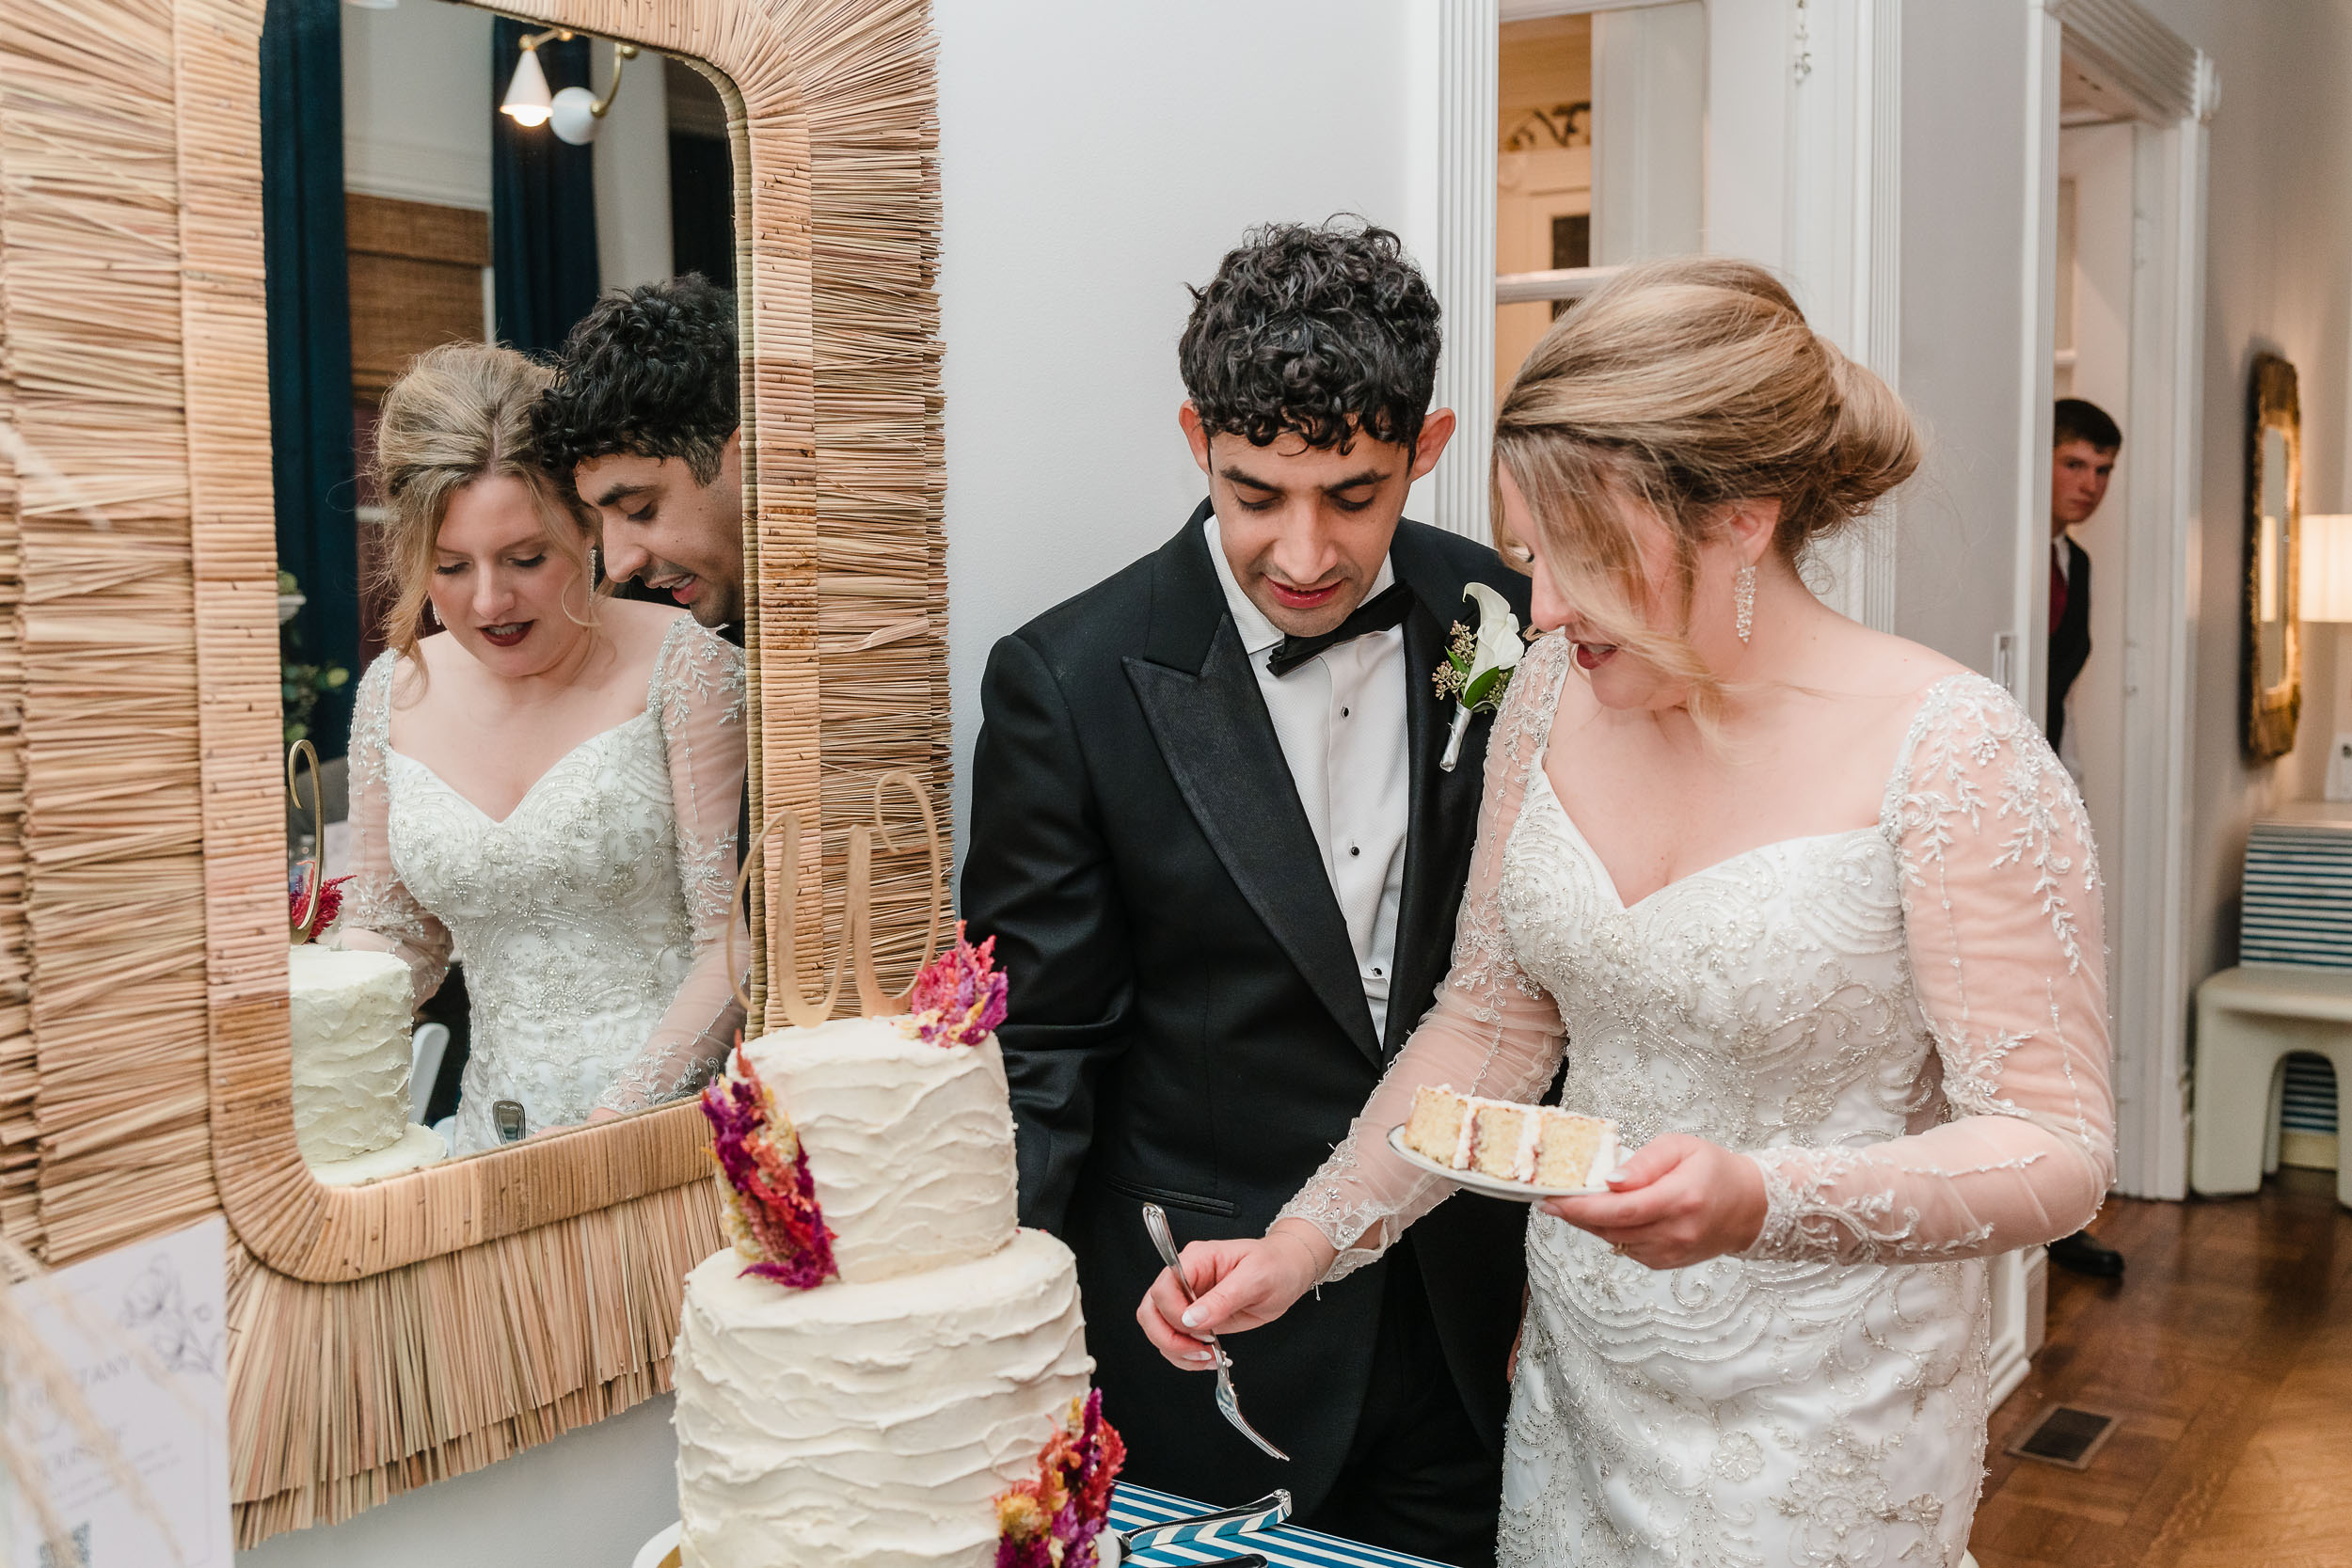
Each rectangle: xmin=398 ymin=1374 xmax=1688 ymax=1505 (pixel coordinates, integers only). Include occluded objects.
xmin=288 ymin=942 xmax=445 ymax=1185
xmin=672 ymin=929 xmax=1120 ymax=1568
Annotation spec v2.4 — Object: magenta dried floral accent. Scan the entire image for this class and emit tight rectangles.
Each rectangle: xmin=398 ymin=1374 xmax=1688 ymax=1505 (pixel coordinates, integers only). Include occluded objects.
xmin=700 ymin=1047 xmax=837 ymax=1289
xmin=905 ymin=921 xmax=1009 ymax=1049
xmin=993 ymin=1389 xmax=1124 ymax=1568
xmin=288 ymin=868 xmax=351 ymax=944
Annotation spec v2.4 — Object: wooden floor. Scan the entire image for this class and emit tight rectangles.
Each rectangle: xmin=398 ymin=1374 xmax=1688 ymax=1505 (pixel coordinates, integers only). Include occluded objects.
xmin=1972 ymin=1168 xmax=2352 ymax=1568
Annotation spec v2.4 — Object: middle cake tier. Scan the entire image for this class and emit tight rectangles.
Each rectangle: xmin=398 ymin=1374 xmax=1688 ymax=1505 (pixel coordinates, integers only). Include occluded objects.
xmin=741 ymin=1016 xmax=1019 ymax=1281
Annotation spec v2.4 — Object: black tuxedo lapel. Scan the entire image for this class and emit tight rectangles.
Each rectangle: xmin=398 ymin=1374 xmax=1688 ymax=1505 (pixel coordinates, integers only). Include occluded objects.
xmin=1386 ymin=526 xmax=1494 ymax=1057
xmin=1124 ymin=506 xmax=1383 ymax=1067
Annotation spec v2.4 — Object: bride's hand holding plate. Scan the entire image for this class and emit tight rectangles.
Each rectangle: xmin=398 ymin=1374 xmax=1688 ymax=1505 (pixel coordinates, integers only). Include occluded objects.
xmin=1136 ymin=1220 xmax=1332 ymax=1370
xmin=1539 ymin=1133 xmax=1768 ymax=1269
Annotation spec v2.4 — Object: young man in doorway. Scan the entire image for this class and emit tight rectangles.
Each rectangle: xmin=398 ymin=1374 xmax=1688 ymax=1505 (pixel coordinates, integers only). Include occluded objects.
xmin=533 ymin=273 xmax=745 ymax=641
xmin=2048 ymin=395 xmax=2124 ymax=1280
xmin=961 ymin=221 xmax=1532 ymax=1564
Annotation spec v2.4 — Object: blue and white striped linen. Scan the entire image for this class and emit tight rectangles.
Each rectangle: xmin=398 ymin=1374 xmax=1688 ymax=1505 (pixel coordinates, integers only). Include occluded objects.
xmin=2240 ymin=818 xmax=2352 ymax=971
xmin=1111 ymin=1483 xmax=1445 ymax=1568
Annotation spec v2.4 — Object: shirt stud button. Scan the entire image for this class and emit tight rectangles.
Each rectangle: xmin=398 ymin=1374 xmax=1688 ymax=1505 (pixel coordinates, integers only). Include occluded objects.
xmin=1349 ymin=845 xmax=1361 ymax=857
xmin=1341 ymin=706 xmax=1350 ymax=717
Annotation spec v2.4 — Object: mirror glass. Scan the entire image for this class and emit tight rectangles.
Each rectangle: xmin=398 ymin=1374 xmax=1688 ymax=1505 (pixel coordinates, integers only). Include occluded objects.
xmin=266 ymin=0 xmax=749 ymax=1182
xmin=2258 ymin=423 xmax=2290 ymax=684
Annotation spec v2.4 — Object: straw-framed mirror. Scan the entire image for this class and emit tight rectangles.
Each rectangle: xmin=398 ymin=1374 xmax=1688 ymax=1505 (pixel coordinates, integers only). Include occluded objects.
xmin=0 ymin=0 xmax=940 ymax=1543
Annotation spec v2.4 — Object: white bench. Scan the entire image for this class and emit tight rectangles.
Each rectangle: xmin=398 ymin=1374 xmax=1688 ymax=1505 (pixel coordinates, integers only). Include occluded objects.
xmin=2189 ymin=964 xmax=2352 ymax=1210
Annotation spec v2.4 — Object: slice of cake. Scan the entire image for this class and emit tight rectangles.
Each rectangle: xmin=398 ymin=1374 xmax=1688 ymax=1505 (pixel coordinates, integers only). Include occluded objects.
xmin=1397 ymin=1085 xmax=1619 ymax=1189
xmin=1402 ymin=1085 xmax=1471 ymax=1167
xmin=1469 ymin=1102 xmax=1534 ymax=1180
xmin=1530 ymin=1112 xmax=1617 ymax=1189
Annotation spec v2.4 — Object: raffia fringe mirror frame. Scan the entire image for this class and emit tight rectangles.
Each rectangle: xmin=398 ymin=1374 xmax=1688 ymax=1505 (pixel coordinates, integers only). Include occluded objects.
xmin=0 ymin=0 xmax=944 ymax=1544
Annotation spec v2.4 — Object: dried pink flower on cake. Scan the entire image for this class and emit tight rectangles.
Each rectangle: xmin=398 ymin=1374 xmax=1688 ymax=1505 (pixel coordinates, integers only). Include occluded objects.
xmin=993 ymin=1390 xmax=1124 ymax=1568
xmin=700 ymin=1048 xmax=837 ymax=1289
xmin=904 ymin=921 xmax=1009 ymax=1049
xmin=288 ymin=869 xmax=351 ymax=944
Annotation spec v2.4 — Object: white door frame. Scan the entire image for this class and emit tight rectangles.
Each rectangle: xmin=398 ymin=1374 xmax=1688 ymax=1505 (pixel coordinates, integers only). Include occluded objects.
xmin=1431 ymin=0 xmax=1904 ymax=631
xmin=2021 ymin=0 xmax=2217 ymax=1202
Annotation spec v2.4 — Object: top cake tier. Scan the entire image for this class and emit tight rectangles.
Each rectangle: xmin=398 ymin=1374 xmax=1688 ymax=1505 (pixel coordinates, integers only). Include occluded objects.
xmin=742 ymin=1017 xmax=1019 ymax=1283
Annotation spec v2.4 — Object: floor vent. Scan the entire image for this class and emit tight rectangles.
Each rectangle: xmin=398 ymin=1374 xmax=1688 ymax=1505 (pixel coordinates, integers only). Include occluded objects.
xmin=2007 ymin=1404 xmax=2120 ymax=1470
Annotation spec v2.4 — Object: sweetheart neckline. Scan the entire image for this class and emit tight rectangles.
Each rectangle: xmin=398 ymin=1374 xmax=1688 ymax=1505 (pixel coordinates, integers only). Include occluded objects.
xmin=388 ymin=710 xmax=655 ymax=826
xmin=1523 ymin=769 xmax=1888 ymax=914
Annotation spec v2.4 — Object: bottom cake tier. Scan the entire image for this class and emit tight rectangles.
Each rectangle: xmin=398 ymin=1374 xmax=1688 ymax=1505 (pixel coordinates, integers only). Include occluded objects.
xmin=674 ymin=1226 xmax=1093 ymax=1568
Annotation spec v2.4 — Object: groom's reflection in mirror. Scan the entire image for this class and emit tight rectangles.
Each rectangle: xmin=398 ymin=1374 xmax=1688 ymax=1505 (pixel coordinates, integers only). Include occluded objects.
xmin=536 ymin=276 xmax=747 ymax=644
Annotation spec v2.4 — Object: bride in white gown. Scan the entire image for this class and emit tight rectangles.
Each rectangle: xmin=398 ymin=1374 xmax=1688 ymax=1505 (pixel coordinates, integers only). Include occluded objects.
xmin=1140 ymin=259 xmax=2114 ymax=1567
xmin=331 ymin=342 xmax=745 ymax=1155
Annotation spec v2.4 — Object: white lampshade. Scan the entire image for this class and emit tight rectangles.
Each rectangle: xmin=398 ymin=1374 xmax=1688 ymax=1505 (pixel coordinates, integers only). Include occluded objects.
xmin=549 ymin=86 xmax=601 ymax=145
xmin=501 ymin=44 xmax=553 ymax=128
xmin=2302 ymin=515 xmax=2352 ymax=624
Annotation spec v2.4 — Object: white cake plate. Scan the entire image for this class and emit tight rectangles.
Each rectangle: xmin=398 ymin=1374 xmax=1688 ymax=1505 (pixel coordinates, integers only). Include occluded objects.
xmin=1385 ymin=1124 xmax=1619 ymax=1202
xmin=633 ymin=1523 xmax=681 ymax=1568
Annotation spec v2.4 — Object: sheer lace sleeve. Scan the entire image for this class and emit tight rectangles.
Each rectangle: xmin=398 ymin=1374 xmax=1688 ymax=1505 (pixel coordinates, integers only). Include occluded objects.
xmin=596 ymin=621 xmax=748 ymax=1115
xmin=326 ymin=652 xmax=453 ymax=1008
xmin=1740 ymin=673 xmax=2115 ymax=1265
xmin=1275 ymin=636 xmax=1577 ymax=1282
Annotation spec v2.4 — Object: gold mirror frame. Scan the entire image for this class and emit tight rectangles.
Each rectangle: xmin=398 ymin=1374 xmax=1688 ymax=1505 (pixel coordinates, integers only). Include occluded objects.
xmin=0 ymin=0 xmax=942 ymax=1543
xmin=2244 ymin=352 xmax=2302 ymax=761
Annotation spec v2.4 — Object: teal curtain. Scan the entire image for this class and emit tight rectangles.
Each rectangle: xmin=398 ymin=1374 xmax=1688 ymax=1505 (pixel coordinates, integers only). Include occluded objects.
xmin=261 ymin=0 xmax=359 ymax=756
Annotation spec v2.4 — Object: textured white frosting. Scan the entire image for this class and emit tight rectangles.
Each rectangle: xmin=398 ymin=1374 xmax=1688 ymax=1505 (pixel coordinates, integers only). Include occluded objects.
xmin=306 ymin=1120 xmax=446 ymax=1187
xmin=674 ymin=1227 xmax=1093 ymax=1568
xmin=742 ymin=1018 xmax=1019 ymax=1283
xmin=288 ymin=943 xmax=420 ymax=1164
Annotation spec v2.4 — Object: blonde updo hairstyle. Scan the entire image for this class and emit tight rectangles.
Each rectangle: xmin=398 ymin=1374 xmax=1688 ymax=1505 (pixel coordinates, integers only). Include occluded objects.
xmin=1494 ymin=256 xmax=1919 ymax=716
xmin=370 ymin=341 xmax=596 ymax=679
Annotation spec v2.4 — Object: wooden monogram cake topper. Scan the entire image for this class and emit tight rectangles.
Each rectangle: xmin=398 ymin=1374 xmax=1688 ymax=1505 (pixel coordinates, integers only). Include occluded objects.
xmin=729 ymin=768 xmax=946 ymax=1025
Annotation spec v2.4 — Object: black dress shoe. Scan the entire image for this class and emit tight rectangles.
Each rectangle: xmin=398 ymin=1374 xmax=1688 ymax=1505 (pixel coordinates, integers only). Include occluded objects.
xmin=2048 ymin=1229 xmax=2124 ymax=1278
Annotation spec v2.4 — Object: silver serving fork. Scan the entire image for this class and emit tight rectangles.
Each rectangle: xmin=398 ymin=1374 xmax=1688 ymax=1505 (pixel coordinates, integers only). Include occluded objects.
xmin=1141 ymin=1203 xmax=1290 ymax=1462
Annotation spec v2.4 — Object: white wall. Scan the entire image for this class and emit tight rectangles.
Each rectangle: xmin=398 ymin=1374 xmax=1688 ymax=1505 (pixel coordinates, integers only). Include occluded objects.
xmin=341 ymin=0 xmax=494 ymax=210
xmin=2133 ymin=0 xmax=2352 ymax=976
xmin=1892 ymin=0 xmax=2038 ymax=678
xmin=935 ymin=0 xmax=1439 ymax=847
xmin=238 ymin=1395 xmax=681 ymax=1568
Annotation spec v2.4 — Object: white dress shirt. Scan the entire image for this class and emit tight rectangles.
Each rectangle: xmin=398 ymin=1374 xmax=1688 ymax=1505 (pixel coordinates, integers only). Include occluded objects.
xmin=1204 ymin=516 xmax=1410 ymax=1038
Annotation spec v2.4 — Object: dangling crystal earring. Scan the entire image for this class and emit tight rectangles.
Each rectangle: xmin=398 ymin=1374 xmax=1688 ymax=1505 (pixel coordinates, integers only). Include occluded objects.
xmin=591 ymin=545 xmax=602 ymax=582
xmin=1734 ymin=562 xmax=1756 ymax=644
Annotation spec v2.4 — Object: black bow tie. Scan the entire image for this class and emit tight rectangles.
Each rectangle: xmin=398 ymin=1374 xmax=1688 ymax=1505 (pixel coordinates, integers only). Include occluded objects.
xmin=1264 ymin=581 xmax=1416 ymax=677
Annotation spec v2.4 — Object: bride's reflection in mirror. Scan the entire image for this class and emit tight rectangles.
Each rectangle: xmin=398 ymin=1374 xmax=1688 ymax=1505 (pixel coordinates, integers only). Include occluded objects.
xmin=268 ymin=0 xmax=748 ymax=1179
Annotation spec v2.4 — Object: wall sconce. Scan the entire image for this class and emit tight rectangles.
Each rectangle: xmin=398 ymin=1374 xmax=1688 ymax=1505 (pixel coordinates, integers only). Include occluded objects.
xmin=2304 ymin=515 xmax=2352 ymax=800
xmin=499 ymin=29 xmax=638 ymax=145
xmin=2303 ymin=515 xmax=2352 ymax=624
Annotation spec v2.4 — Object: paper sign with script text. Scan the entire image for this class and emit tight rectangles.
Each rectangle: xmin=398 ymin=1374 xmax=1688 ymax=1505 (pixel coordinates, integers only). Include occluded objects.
xmin=2 ymin=1215 xmax=230 ymax=1568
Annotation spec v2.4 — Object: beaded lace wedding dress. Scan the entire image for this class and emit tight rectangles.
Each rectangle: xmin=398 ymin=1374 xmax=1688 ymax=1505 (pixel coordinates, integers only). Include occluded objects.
xmin=1279 ymin=634 xmax=2113 ymax=1568
xmin=338 ymin=618 xmax=746 ymax=1154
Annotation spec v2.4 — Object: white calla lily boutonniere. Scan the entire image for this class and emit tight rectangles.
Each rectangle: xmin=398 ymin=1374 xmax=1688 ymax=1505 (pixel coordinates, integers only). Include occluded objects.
xmin=1432 ymin=582 xmax=1524 ymax=771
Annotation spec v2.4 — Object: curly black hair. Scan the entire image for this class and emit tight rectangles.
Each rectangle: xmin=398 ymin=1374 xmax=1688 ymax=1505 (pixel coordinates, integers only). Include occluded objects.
xmin=532 ymin=274 xmax=739 ymax=484
xmin=1178 ymin=219 xmax=1442 ymax=455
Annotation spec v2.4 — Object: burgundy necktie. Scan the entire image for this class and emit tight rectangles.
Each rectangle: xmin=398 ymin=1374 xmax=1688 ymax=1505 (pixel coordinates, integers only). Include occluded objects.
xmin=2050 ymin=546 xmax=2069 ymax=635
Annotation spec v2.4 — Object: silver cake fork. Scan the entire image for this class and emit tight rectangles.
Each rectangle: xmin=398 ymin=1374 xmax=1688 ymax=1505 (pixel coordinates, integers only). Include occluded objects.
xmin=1141 ymin=1203 xmax=1290 ymax=1462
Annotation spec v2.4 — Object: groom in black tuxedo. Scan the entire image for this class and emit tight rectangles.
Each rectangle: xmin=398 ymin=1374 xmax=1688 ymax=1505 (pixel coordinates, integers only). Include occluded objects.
xmin=962 ymin=222 xmax=1531 ymax=1566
